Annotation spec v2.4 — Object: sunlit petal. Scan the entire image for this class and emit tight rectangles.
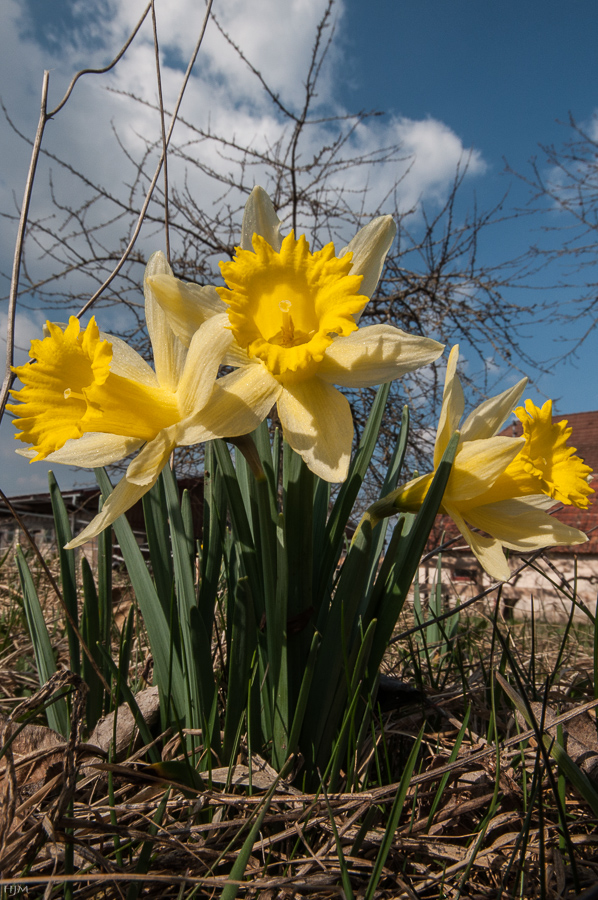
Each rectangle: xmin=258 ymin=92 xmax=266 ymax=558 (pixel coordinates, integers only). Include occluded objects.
xmin=241 ymin=186 xmax=283 ymax=252
xmin=66 ymin=476 xmax=155 ymax=549
xmin=449 ymin=436 xmax=524 ymax=503
xmin=177 ymin=314 xmax=232 ymax=416
xmin=460 ymin=378 xmax=528 ymax=443
xmin=277 ymin=378 xmax=353 ymax=482
xmin=448 ymin=504 xmax=512 ymax=582
xmin=465 ymin=499 xmax=589 ymax=551
xmin=318 ymin=324 xmax=444 ymax=387
xmin=144 ymin=251 xmax=186 ymax=391
xmin=147 ymin=275 xmax=225 ymax=347
xmin=178 ymin=364 xmax=280 ymax=445
xmin=126 ymin=430 xmax=176 ymax=486
xmin=19 ymin=433 xmax=144 ymax=468
xmin=224 ymin=344 xmax=255 ymax=367
xmin=100 ymin=332 xmax=159 ymax=386
xmin=339 ymin=215 xmax=396 ymax=313
xmin=434 ymin=345 xmax=464 ymax=467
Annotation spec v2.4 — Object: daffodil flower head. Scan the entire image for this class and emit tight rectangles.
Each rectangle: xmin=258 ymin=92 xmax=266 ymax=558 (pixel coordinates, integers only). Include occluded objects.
xmin=508 ymin=399 xmax=594 ymax=508
xmin=218 ymin=232 xmax=366 ymax=383
xmin=7 ymin=250 xmax=278 ymax=548
xmin=147 ymin=186 xmax=445 ymax=482
xmin=8 ymin=317 xmax=180 ymax=462
xmin=384 ymin=345 xmax=592 ymax=581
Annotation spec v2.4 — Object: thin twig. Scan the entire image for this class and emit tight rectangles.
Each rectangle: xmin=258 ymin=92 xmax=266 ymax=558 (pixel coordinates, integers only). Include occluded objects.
xmin=76 ymin=0 xmax=214 ymax=318
xmin=48 ymin=3 xmax=153 ymax=118
xmin=151 ymin=0 xmax=171 ymax=264
xmin=0 ymin=72 xmax=49 ymax=421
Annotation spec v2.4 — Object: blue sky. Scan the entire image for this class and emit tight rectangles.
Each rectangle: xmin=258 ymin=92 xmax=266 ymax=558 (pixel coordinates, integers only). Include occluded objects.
xmin=342 ymin=0 xmax=598 ymax=401
xmin=1 ymin=0 xmax=597 ymax=494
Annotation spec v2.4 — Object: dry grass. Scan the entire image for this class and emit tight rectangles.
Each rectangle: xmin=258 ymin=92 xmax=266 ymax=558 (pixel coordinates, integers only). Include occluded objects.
xmin=1 ymin=545 xmax=598 ymax=899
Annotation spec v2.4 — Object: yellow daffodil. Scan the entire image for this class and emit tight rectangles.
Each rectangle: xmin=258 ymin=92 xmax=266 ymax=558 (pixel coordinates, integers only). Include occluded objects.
xmin=146 ymin=186 xmax=444 ymax=481
xmin=8 ymin=252 xmax=278 ymax=547
xmin=371 ymin=346 xmax=593 ymax=581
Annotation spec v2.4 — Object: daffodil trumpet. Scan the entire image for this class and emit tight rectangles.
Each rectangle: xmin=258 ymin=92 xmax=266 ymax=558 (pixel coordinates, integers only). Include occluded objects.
xmin=147 ymin=186 xmax=445 ymax=482
xmin=362 ymin=346 xmax=593 ymax=582
xmin=8 ymin=252 xmax=277 ymax=547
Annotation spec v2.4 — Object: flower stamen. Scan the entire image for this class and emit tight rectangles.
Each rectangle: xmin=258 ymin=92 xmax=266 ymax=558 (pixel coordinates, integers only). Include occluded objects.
xmin=64 ymin=388 xmax=86 ymax=401
xmin=278 ymin=300 xmax=296 ymax=346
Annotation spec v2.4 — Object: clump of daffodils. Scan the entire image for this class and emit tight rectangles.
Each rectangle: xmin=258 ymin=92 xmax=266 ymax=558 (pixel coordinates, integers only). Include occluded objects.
xmin=8 ymin=187 xmax=443 ymax=541
xmin=365 ymin=345 xmax=593 ymax=581
xmin=7 ymin=188 xmax=593 ymax=570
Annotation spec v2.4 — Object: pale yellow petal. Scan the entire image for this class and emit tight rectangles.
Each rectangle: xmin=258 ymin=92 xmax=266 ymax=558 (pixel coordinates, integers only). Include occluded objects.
xmin=177 ymin=365 xmax=281 ymax=445
xmin=147 ymin=275 xmax=225 ymax=347
xmin=277 ymin=378 xmax=353 ymax=482
xmin=459 ymin=377 xmax=528 ymax=443
xmin=177 ymin=314 xmax=232 ymax=416
xmin=241 ymin=186 xmax=283 ymax=252
xmin=448 ymin=505 xmax=512 ymax=582
xmin=223 ymin=343 xmax=254 ymax=367
xmin=318 ymin=324 xmax=444 ymax=388
xmin=99 ymin=332 xmax=159 ymax=386
xmin=23 ymin=433 xmax=144 ymax=468
xmin=66 ymin=476 xmax=155 ymax=548
xmin=465 ymin=499 xmax=589 ymax=551
xmin=144 ymin=252 xmax=186 ymax=391
xmin=448 ymin=436 xmax=525 ymax=503
xmin=434 ymin=346 xmax=464 ymax=468
xmin=126 ymin=429 xmax=175 ymax=486
xmin=339 ymin=215 xmax=396 ymax=312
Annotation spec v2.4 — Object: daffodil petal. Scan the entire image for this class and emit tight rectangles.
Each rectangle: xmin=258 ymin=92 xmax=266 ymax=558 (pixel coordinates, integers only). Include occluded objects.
xmin=177 ymin=365 xmax=281 ymax=445
xmin=224 ymin=344 xmax=255 ymax=367
xmin=448 ymin=504 xmax=512 ymax=582
xmin=17 ymin=433 xmax=144 ymax=468
xmin=147 ymin=274 xmax=225 ymax=346
xmin=460 ymin=377 xmax=528 ymax=442
xmin=177 ymin=314 xmax=232 ymax=416
xmin=318 ymin=324 xmax=444 ymax=388
xmin=126 ymin=429 xmax=175 ymax=486
xmin=66 ymin=476 xmax=155 ymax=549
xmin=465 ymin=498 xmax=589 ymax=551
xmin=434 ymin=346 xmax=464 ymax=468
xmin=277 ymin=378 xmax=353 ymax=482
xmin=100 ymin=332 xmax=159 ymax=386
xmin=241 ymin=186 xmax=283 ymax=252
xmin=339 ymin=215 xmax=396 ymax=315
xmin=144 ymin=251 xmax=186 ymax=391
xmin=448 ymin=436 xmax=525 ymax=503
